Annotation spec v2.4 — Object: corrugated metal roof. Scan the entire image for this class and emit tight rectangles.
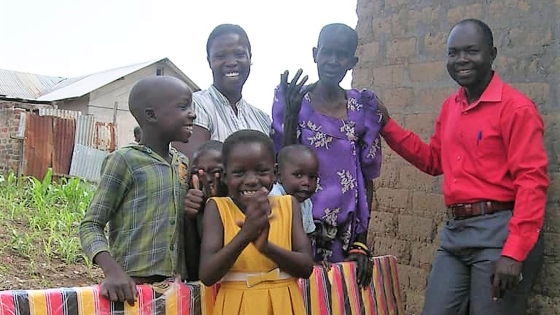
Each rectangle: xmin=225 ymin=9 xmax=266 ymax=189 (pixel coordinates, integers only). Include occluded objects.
xmin=37 ymin=59 xmax=158 ymax=101
xmin=0 ymin=57 xmax=200 ymax=102
xmin=0 ymin=69 xmax=65 ymax=99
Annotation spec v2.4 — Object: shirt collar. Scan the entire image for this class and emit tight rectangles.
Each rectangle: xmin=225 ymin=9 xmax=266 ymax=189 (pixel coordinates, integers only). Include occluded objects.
xmin=208 ymin=85 xmax=246 ymax=109
xmin=273 ymin=183 xmax=312 ymax=204
xmin=274 ymin=183 xmax=287 ymax=195
xmin=455 ymin=72 xmax=504 ymax=107
xmin=125 ymin=144 xmax=187 ymax=165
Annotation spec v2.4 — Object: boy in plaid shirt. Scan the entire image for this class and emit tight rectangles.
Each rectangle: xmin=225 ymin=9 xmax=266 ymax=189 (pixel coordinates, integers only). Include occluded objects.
xmin=80 ymin=76 xmax=197 ymax=305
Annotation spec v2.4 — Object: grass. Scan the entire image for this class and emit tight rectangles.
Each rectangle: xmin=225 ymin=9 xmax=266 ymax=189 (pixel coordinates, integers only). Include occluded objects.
xmin=0 ymin=168 xmax=95 ymax=267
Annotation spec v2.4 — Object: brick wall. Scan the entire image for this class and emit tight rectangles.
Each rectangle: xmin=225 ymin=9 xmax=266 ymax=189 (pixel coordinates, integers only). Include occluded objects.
xmin=354 ymin=0 xmax=559 ymax=314
xmin=0 ymin=101 xmax=25 ymax=176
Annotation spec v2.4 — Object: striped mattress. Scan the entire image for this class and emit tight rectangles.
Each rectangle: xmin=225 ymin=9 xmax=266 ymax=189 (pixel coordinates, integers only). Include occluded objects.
xmin=0 ymin=255 xmax=403 ymax=315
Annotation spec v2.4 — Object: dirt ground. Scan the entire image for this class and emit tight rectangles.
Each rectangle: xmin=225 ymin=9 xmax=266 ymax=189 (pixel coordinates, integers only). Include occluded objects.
xmin=0 ymin=225 xmax=104 ymax=291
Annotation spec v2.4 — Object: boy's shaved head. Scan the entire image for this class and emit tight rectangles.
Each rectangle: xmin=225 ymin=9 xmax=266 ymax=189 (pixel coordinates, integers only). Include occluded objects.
xmin=128 ymin=76 xmax=192 ymax=124
xmin=277 ymin=144 xmax=318 ymax=169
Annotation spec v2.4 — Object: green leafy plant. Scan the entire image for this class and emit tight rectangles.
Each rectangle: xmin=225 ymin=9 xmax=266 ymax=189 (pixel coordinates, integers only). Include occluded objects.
xmin=0 ymin=169 xmax=96 ymax=265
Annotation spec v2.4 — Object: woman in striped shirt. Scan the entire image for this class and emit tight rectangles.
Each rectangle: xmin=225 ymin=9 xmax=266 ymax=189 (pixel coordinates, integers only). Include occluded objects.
xmin=174 ymin=24 xmax=271 ymax=160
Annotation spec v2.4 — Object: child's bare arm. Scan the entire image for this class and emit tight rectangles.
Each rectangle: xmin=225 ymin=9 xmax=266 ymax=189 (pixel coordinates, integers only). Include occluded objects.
xmin=260 ymin=196 xmax=314 ymax=279
xmin=199 ymin=200 xmax=255 ymax=286
xmin=94 ymin=252 xmax=137 ymax=305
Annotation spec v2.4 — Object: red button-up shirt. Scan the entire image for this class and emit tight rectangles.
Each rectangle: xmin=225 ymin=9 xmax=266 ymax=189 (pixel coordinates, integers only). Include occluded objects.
xmin=381 ymin=73 xmax=549 ymax=261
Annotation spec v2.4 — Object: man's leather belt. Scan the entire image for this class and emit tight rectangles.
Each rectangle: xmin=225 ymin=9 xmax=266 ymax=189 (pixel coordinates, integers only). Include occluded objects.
xmin=448 ymin=201 xmax=514 ymax=220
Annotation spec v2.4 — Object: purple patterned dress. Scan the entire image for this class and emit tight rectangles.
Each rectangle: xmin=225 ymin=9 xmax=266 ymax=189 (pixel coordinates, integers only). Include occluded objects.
xmin=271 ymin=86 xmax=383 ymax=262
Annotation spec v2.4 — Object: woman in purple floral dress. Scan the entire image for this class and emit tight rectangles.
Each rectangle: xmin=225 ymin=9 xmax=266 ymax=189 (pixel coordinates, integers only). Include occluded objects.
xmin=270 ymin=23 xmax=383 ymax=287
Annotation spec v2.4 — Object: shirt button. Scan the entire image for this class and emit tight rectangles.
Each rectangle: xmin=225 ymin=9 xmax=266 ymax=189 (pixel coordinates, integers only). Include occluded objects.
xmin=453 ymin=179 xmax=457 ymax=183
xmin=457 ymin=156 xmax=461 ymax=160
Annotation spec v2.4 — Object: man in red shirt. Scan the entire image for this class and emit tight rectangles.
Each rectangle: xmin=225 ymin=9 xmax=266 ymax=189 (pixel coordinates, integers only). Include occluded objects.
xmin=377 ymin=19 xmax=548 ymax=315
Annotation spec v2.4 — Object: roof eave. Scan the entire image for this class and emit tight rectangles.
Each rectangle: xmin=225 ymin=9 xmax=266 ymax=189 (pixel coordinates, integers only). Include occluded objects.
xmin=160 ymin=58 xmax=201 ymax=92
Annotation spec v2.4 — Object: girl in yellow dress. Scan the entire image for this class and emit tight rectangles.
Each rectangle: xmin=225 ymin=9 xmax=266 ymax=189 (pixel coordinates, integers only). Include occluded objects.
xmin=199 ymin=130 xmax=314 ymax=315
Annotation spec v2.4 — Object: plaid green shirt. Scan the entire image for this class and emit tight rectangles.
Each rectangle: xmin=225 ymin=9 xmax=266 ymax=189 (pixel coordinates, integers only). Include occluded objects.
xmin=79 ymin=144 xmax=190 ymax=279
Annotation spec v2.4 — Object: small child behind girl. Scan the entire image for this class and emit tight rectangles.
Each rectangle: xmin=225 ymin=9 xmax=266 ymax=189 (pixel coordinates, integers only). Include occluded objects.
xmin=183 ymin=140 xmax=227 ymax=281
xmin=199 ymin=130 xmax=313 ymax=315
xmin=270 ymin=144 xmax=319 ymax=236
xmin=184 ymin=140 xmax=227 ymax=220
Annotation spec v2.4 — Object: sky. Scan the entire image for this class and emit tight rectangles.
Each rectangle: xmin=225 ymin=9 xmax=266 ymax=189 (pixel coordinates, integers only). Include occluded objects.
xmin=0 ymin=0 xmax=358 ymax=115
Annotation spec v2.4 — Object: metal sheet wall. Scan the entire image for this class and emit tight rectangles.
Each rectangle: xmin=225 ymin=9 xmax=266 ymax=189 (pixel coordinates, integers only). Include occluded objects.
xmin=69 ymin=114 xmax=116 ymax=182
xmin=52 ymin=117 xmax=76 ymax=176
xmin=23 ymin=114 xmax=53 ymax=180
xmin=21 ymin=111 xmax=115 ymax=182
